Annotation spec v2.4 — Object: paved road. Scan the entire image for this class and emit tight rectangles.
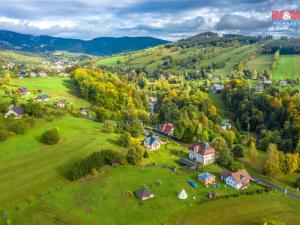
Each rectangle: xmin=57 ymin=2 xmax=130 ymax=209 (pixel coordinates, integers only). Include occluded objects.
xmin=251 ymin=174 xmax=300 ymax=202
xmin=146 ymin=127 xmax=300 ymax=202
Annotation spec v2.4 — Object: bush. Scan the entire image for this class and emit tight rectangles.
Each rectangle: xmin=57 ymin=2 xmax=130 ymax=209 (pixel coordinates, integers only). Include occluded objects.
xmin=40 ymin=128 xmax=60 ymax=145
xmin=127 ymin=147 xmax=143 ymax=165
xmin=143 ymin=151 xmax=149 ymax=158
xmin=0 ymin=130 xmax=8 ymax=141
xmin=217 ymin=149 xmax=233 ymax=167
xmin=296 ymin=177 xmax=300 ymax=188
xmin=119 ymin=132 xmax=131 ymax=147
xmin=67 ymin=150 xmax=124 ymax=180
xmin=228 ymin=160 xmax=244 ymax=172
xmin=8 ymin=121 xmax=26 ymax=134
xmin=232 ymin=144 xmax=244 ymax=158
xmin=91 ymin=168 xmax=98 ymax=176
xmin=102 ymin=120 xmax=115 ymax=133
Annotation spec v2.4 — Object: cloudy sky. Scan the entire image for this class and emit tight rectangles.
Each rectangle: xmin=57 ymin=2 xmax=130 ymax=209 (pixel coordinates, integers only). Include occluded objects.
xmin=0 ymin=0 xmax=299 ymax=40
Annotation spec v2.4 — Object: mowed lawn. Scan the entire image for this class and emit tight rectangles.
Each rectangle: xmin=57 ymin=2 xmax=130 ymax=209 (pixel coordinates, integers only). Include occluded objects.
xmin=246 ymin=54 xmax=273 ymax=73
xmin=12 ymin=77 xmax=90 ymax=108
xmin=273 ymin=55 xmax=300 ymax=80
xmin=0 ymin=115 xmax=126 ymax=209
xmin=11 ymin=166 xmax=300 ymax=225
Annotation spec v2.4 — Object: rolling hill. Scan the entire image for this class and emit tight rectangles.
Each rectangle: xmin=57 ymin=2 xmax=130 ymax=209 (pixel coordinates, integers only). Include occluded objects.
xmin=0 ymin=30 xmax=170 ymax=56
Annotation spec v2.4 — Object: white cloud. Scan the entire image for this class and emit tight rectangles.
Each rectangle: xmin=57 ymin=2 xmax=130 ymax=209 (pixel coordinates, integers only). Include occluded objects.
xmin=0 ymin=0 xmax=298 ymax=40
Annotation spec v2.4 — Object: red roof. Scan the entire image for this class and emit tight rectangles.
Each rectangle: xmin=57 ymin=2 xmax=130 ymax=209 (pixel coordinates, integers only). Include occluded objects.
xmin=159 ymin=123 xmax=174 ymax=134
xmin=189 ymin=142 xmax=215 ymax=155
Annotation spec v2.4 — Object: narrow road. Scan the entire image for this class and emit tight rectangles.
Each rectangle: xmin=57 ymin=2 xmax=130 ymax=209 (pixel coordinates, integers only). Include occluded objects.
xmin=146 ymin=127 xmax=300 ymax=202
xmin=251 ymin=174 xmax=300 ymax=202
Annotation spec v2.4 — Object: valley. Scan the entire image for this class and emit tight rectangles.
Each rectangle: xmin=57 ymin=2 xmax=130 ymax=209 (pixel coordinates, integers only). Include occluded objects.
xmin=0 ymin=32 xmax=300 ymax=225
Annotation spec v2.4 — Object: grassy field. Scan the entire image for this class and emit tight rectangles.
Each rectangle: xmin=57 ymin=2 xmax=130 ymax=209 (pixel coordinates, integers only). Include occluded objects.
xmin=0 ymin=51 xmax=47 ymax=64
xmin=246 ymin=54 xmax=273 ymax=73
xmin=273 ymin=55 xmax=300 ymax=80
xmin=11 ymin=77 xmax=90 ymax=108
xmin=96 ymin=44 xmax=260 ymax=78
xmin=0 ymin=115 xmax=126 ymax=210
xmin=7 ymin=166 xmax=300 ymax=225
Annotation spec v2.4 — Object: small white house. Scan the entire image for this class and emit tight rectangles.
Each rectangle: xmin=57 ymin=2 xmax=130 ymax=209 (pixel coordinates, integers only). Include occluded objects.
xmin=221 ymin=169 xmax=251 ymax=190
xmin=38 ymin=72 xmax=48 ymax=77
xmin=30 ymin=72 xmax=37 ymax=78
xmin=4 ymin=105 xmax=25 ymax=119
xmin=221 ymin=119 xmax=232 ymax=130
xmin=279 ymin=80 xmax=288 ymax=86
xmin=211 ymin=84 xmax=224 ymax=92
xmin=143 ymin=135 xmax=160 ymax=150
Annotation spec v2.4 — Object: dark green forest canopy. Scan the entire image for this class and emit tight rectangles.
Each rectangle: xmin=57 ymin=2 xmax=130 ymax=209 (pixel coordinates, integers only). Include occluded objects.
xmin=223 ymin=79 xmax=300 ymax=153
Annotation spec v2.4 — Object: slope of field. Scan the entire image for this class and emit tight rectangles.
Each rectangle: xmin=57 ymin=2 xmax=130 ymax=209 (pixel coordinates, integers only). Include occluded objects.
xmin=11 ymin=166 xmax=300 ymax=225
xmin=0 ymin=50 xmax=47 ymax=64
xmin=273 ymin=55 xmax=300 ymax=80
xmin=246 ymin=54 xmax=273 ymax=73
xmin=0 ymin=115 xmax=125 ymax=209
xmin=97 ymin=44 xmax=260 ymax=78
xmin=12 ymin=77 xmax=90 ymax=108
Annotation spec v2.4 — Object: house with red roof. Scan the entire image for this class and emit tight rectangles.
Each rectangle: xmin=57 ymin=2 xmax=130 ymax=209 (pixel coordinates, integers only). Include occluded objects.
xmin=188 ymin=142 xmax=215 ymax=165
xmin=16 ymin=87 xmax=29 ymax=95
xmin=159 ymin=123 xmax=174 ymax=136
xmin=221 ymin=169 xmax=251 ymax=190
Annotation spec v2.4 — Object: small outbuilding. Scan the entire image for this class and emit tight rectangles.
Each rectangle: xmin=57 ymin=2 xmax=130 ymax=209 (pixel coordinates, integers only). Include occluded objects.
xmin=198 ymin=172 xmax=216 ymax=185
xmin=136 ymin=188 xmax=154 ymax=201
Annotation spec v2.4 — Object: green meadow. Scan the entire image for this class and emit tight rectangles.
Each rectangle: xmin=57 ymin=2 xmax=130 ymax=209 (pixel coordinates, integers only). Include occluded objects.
xmin=246 ymin=54 xmax=273 ymax=73
xmin=12 ymin=77 xmax=90 ymax=108
xmin=9 ymin=166 xmax=300 ymax=225
xmin=273 ymin=55 xmax=300 ymax=80
xmin=0 ymin=115 xmax=126 ymax=210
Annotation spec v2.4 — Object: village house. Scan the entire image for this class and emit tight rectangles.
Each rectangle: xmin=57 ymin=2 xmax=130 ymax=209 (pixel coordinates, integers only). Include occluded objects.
xmin=79 ymin=108 xmax=88 ymax=116
xmin=30 ymin=72 xmax=37 ymax=78
xmin=16 ymin=87 xmax=29 ymax=95
xmin=35 ymin=94 xmax=49 ymax=102
xmin=38 ymin=72 xmax=48 ymax=77
xmin=143 ymin=135 xmax=160 ymax=150
xmin=279 ymin=80 xmax=289 ymax=86
xmin=58 ymin=72 xmax=70 ymax=77
xmin=135 ymin=188 xmax=154 ymax=201
xmin=221 ymin=169 xmax=251 ymax=190
xmin=263 ymin=76 xmax=272 ymax=84
xmin=211 ymin=84 xmax=224 ymax=92
xmin=254 ymin=85 xmax=264 ymax=92
xmin=55 ymin=99 xmax=68 ymax=108
xmin=159 ymin=123 xmax=174 ymax=136
xmin=198 ymin=172 xmax=216 ymax=185
xmin=18 ymin=74 xmax=25 ymax=79
xmin=4 ymin=105 xmax=25 ymax=119
xmin=221 ymin=119 xmax=232 ymax=130
xmin=188 ymin=142 xmax=215 ymax=165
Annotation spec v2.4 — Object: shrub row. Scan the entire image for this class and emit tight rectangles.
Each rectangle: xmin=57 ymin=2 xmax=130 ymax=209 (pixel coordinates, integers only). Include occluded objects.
xmin=66 ymin=150 xmax=124 ymax=180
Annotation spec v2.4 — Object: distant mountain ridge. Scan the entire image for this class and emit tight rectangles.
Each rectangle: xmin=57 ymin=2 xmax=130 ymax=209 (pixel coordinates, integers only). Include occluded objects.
xmin=0 ymin=30 xmax=170 ymax=55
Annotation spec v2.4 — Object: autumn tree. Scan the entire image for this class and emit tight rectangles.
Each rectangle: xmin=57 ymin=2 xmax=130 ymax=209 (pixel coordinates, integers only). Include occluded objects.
xmin=249 ymin=140 xmax=258 ymax=161
xmin=263 ymin=143 xmax=281 ymax=178
xmin=285 ymin=153 xmax=299 ymax=174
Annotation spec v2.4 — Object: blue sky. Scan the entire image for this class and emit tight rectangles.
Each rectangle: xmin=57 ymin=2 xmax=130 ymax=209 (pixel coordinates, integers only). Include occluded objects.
xmin=0 ymin=0 xmax=299 ymax=40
